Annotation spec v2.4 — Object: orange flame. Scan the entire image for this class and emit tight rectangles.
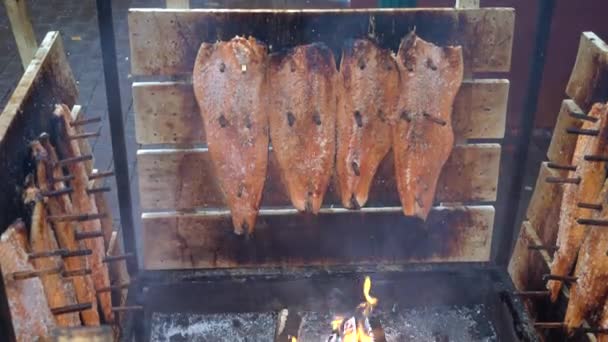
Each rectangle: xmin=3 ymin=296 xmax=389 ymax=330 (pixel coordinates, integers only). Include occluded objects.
xmin=330 ymin=276 xmax=376 ymax=341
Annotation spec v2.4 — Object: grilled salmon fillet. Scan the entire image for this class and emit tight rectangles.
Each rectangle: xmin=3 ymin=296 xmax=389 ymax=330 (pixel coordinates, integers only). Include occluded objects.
xmin=548 ymin=103 xmax=608 ymax=302
xmin=24 ymin=184 xmax=80 ymax=327
xmin=599 ymin=299 xmax=608 ymax=342
xmin=53 ymin=104 xmax=113 ymax=323
xmin=268 ymin=43 xmax=338 ymax=213
xmin=337 ymin=38 xmax=400 ymax=209
xmin=565 ymin=180 xmax=608 ymax=331
xmin=1 ymin=219 xmax=56 ymax=340
xmin=393 ymin=32 xmax=463 ymax=220
xmin=38 ymin=134 xmax=100 ymax=325
xmin=192 ymin=37 xmax=269 ymax=235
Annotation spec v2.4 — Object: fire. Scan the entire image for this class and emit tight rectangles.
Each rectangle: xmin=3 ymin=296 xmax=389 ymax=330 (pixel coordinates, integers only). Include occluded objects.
xmin=330 ymin=276 xmax=377 ymax=342
xmin=290 ymin=337 xmax=296 ymax=342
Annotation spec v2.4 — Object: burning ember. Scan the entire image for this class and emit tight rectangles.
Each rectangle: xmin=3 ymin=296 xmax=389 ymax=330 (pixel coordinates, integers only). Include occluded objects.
xmin=328 ymin=276 xmax=378 ymax=342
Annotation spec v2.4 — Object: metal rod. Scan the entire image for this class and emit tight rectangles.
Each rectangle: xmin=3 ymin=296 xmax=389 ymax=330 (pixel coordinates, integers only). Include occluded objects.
xmin=48 ymin=213 xmax=106 ymax=222
xmin=528 ymin=244 xmax=558 ymax=252
xmin=533 ymin=322 xmax=565 ymax=329
xmin=103 ymin=253 xmax=134 ymax=263
xmin=566 ymin=127 xmax=600 ymax=136
xmin=28 ymin=249 xmax=69 ymax=259
xmin=569 ymin=111 xmax=599 ymax=122
xmin=62 ymin=268 xmax=92 ymax=277
xmin=111 ymin=305 xmax=144 ymax=312
xmin=75 ymin=230 xmax=104 ymax=241
xmin=96 ymin=0 xmax=138 ymax=277
xmin=10 ymin=266 xmax=61 ymax=280
xmin=63 ymin=249 xmax=93 ymax=258
xmin=70 ymin=116 xmax=102 ymax=127
xmin=97 ymin=282 xmax=131 ymax=293
xmin=87 ymin=186 xmax=111 ymax=195
xmin=51 ymin=302 xmax=93 ymax=316
xmin=51 ymin=174 xmax=75 ymax=183
xmin=545 ymin=176 xmax=581 ymax=184
xmin=578 ymin=202 xmax=603 ymax=211
xmin=56 ymin=154 xmax=93 ymax=167
xmin=41 ymin=187 xmax=72 ymax=198
xmin=546 ymin=162 xmax=577 ymax=171
xmin=89 ymin=170 xmax=114 ymax=180
xmin=584 ymin=154 xmax=608 ymax=162
xmin=543 ymin=274 xmax=577 ymax=282
xmin=578 ymin=218 xmax=608 ymax=226
xmin=68 ymin=131 xmax=101 ymax=140
xmin=514 ymin=290 xmax=550 ymax=297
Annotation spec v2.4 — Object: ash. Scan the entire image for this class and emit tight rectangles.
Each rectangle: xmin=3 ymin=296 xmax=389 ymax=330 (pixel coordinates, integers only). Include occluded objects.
xmin=150 ymin=312 xmax=276 ymax=342
xmin=379 ymin=304 xmax=497 ymax=342
xmin=298 ymin=304 xmax=496 ymax=342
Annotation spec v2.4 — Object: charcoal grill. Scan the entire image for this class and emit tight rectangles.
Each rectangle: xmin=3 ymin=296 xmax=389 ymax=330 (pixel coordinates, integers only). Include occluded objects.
xmin=0 ymin=0 xmax=558 ymax=340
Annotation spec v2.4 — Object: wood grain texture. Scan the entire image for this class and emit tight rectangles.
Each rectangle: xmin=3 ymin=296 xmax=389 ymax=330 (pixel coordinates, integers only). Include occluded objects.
xmin=137 ymin=143 xmax=500 ymax=211
xmin=128 ymin=8 xmax=514 ymax=75
xmin=142 ymin=205 xmax=494 ymax=270
xmin=508 ymin=221 xmax=549 ymax=292
xmin=3 ymin=0 xmax=37 ymax=68
xmin=525 ymin=162 xmax=565 ymax=247
xmin=547 ymin=100 xmax=585 ymax=165
xmin=0 ymin=32 xmax=78 ymax=231
xmin=133 ymin=79 xmax=508 ymax=144
xmin=566 ymin=32 xmax=608 ymax=112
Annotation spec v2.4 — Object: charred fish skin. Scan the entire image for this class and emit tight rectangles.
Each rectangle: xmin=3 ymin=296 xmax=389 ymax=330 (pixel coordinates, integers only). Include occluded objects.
xmin=548 ymin=103 xmax=608 ymax=303
xmin=192 ymin=37 xmax=269 ymax=235
xmin=394 ymin=32 xmax=463 ymax=220
xmin=268 ymin=43 xmax=338 ymax=214
xmin=337 ymin=38 xmax=400 ymax=209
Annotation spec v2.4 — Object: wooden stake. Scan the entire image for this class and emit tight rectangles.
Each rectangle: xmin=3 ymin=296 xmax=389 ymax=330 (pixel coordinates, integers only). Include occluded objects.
xmin=51 ymin=302 xmax=93 ymax=316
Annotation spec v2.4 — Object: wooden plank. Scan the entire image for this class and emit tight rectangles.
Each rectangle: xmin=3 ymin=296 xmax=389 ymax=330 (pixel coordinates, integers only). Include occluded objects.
xmin=455 ymin=0 xmax=480 ymax=9
xmin=0 ymin=32 xmax=78 ymax=231
xmin=142 ymin=205 xmax=494 ymax=270
xmin=128 ymin=8 xmax=514 ymax=75
xmin=166 ymin=0 xmax=189 ymax=8
xmin=508 ymin=221 xmax=549 ymax=292
xmin=566 ymin=32 xmax=608 ymax=112
xmin=525 ymin=162 xmax=564 ymax=247
xmin=546 ymin=99 xmax=584 ymax=164
xmin=3 ymin=0 xmax=37 ymax=68
xmin=133 ymin=79 xmax=509 ymax=144
xmin=137 ymin=143 xmax=500 ymax=211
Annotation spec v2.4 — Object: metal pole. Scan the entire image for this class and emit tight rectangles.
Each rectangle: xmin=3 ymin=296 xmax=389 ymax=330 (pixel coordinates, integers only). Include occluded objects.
xmin=497 ymin=0 xmax=556 ymax=265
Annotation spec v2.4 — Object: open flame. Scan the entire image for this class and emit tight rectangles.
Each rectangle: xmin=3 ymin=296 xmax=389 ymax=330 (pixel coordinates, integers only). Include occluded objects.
xmin=329 ymin=276 xmax=377 ymax=342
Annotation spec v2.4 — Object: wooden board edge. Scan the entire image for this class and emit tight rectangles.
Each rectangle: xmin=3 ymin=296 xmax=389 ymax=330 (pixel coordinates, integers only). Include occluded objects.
xmin=141 ymin=205 xmax=494 ymax=270
xmin=136 ymin=143 xmax=500 ymax=210
xmin=132 ymin=79 xmax=509 ymax=144
xmin=0 ymin=32 xmax=60 ymax=143
xmin=565 ymin=32 xmax=608 ymax=112
xmin=128 ymin=8 xmax=514 ymax=75
xmin=546 ymin=99 xmax=584 ymax=164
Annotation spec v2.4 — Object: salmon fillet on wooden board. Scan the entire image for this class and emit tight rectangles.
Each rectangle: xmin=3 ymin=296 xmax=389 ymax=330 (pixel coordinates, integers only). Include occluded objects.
xmin=192 ymin=37 xmax=269 ymax=235
xmin=268 ymin=43 xmax=338 ymax=214
xmin=38 ymin=134 xmax=100 ymax=325
xmin=0 ymin=219 xmax=56 ymax=340
xmin=393 ymin=32 xmax=463 ymax=220
xmin=548 ymin=103 xmax=608 ymax=302
xmin=336 ymin=38 xmax=400 ymax=209
xmin=565 ymin=180 xmax=608 ymax=331
xmin=23 ymin=185 xmax=81 ymax=327
xmin=52 ymin=104 xmax=113 ymax=323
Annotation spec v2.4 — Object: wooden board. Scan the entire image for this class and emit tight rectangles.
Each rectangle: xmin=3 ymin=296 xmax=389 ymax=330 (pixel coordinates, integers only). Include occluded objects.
xmin=525 ymin=162 xmax=564 ymax=247
xmin=566 ymin=32 xmax=608 ymax=112
xmin=133 ymin=79 xmax=509 ymax=144
xmin=546 ymin=99 xmax=585 ymax=165
xmin=0 ymin=32 xmax=78 ymax=231
xmin=128 ymin=8 xmax=515 ymax=75
xmin=508 ymin=221 xmax=549 ymax=292
xmin=142 ymin=205 xmax=494 ymax=269
xmin=3 ymin=0 xmax=37 ymax=68
xmin=137 ymin=143 xmax=500 ymax=211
